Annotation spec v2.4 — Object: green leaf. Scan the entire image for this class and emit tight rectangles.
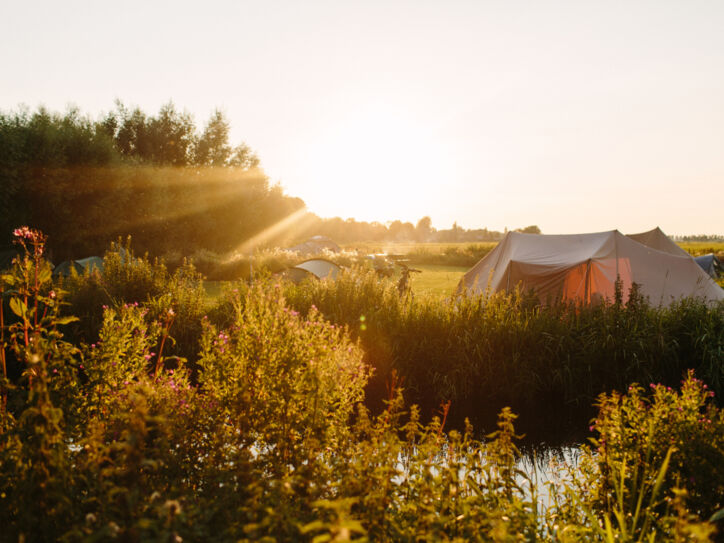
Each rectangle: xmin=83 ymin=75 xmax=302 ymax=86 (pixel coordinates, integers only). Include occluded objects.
xmin=300 ymin=520 xmax=325 ymax=534
xmin=37 ymin=267 xmax=52 ymax=284
xmin=9 ymin=297 xmax=27 ymax=318
xmin=710 ymin=507 xmax=724 ymax=523
xmin=55 ymin=316 xmax=80 ymax=326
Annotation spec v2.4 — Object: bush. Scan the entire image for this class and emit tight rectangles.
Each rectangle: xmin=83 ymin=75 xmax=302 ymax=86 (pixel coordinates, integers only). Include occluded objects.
xmin=282 ymin=268 xmax=724 ymax=437
xmin=61 ymin=238 xmax=208 ymax=365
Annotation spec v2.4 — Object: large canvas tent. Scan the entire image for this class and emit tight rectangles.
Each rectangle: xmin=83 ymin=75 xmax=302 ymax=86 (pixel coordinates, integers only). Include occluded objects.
xmin=457 ymin=229 xmax=724 ymax=306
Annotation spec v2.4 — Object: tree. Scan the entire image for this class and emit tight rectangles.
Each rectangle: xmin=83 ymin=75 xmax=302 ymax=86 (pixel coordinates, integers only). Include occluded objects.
xmin=415 ymin=216 xmax=433 ymax=241
xmin=146 ymin=102 xmax=196 ymax=165
xmin=195 ymin=110 xmax=232 ymax=166
xmin=516 ymin=225 xmax=541 ymax=234
xmin=104 ymin=101 xmax=196 ymax=166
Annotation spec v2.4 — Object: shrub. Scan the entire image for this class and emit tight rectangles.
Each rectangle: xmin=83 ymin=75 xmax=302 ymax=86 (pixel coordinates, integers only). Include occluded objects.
xmin=282 ymin=267 xmax=724 ymax=437
xmin=61 ymin=238 xmax=208 ymax=364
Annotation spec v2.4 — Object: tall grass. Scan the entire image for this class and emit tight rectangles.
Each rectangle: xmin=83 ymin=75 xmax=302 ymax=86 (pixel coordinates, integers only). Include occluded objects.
xmin=284 ymin=268 xmax=724 ymax=438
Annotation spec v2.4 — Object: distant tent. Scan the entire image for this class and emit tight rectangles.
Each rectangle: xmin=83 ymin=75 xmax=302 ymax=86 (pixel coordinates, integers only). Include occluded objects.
xmin=53 ymin=256 xmax=103 ymax=278
xmin=457 ymin=229 xmax=724 ymax=306
xmin=294 ymin=259 xmax=341 ymax=280
xmin=280 ymin=259 xmax=341 ymax=284
xmin=288 ymin=236 xmax=341 ymax=255
xmin=280 ymin=267 xmax=317 ymax=284
xmin=695 ymin=254 xmax=723 ymax=279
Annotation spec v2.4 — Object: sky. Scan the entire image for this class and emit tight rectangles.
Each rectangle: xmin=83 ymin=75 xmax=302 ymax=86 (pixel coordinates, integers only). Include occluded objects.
xmin=1 ymin=0 xmax=723 ymax=235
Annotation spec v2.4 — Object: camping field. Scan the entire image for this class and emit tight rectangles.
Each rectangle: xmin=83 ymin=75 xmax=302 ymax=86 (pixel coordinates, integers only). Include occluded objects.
xmin=203 ymin=240 xmax=724 ymax=297
xmin=405 ymin=264 xmax=468 ymax=296
xmin=678 ymin=240 xmax=724 ymax=257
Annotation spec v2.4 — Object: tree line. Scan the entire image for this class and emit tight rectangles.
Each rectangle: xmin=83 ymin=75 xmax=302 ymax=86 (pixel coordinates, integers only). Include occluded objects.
xmin=0 ymin=102 xmax=538 ymax=261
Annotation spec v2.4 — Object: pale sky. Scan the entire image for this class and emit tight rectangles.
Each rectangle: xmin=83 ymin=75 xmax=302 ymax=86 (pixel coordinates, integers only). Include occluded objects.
xmin=2 ymin=0 xmax=723 ymax=235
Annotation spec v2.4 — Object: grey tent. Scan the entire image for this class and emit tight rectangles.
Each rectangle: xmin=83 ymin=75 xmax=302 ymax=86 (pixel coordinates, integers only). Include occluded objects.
xmin=457 ymin=229 xmax=724 ymax=306
xmin=293 ymin=258 xmax=341 ymax=280
xmin=53 ymin=256 xmax=103 ymax=278
xmin=281 ymin=259 xmax=341 ymax=284
xmin=280 ymin=267 xmax=317 ymax=284
xmin=695 ymin=254 xmax=723 ymax=279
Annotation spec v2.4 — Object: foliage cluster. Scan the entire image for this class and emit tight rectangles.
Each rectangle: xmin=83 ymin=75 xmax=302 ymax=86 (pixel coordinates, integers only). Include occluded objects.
xmin=283 ymin=268 xmax=724 ymax=437
xmin=0 ymin=105 xmax=303 ymax=259
xmin=547 ymin=374 xmax=723 ymax=541
xmin=1 ymin=230 xmax=722 ymax=541
xmin=59 ymin=238 xmax=208 ymax=366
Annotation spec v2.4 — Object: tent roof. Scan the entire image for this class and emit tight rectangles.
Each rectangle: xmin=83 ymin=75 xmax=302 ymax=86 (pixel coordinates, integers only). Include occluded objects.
xmin=626 ymin=227 xmax=690 ymax=257
xmin=293 ymin=259 xmax=341 ymax=280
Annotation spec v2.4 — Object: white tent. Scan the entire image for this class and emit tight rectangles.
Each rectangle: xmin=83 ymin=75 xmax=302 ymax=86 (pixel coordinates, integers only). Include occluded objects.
xmin=292 ymin=259 xmax=341 ymax=280
xmin=457 ymin=229 xmax=724 ymax=306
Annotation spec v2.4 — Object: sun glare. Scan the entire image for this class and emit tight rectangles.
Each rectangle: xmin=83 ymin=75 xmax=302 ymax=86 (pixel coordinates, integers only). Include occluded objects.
xmin=298 ymin=106 xmax=453 ymax=224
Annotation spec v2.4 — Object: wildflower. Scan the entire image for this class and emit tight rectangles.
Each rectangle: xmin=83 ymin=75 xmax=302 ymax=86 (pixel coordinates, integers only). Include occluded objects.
xmin=48 ymin=290 xmax=56 ymax=299
xmin=13 ymin=226 xmax=33 ymax=240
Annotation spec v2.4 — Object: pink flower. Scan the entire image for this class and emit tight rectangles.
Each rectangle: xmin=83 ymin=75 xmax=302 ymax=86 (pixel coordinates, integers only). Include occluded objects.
xmin=13 ymin=226 xmax=34 ymax=240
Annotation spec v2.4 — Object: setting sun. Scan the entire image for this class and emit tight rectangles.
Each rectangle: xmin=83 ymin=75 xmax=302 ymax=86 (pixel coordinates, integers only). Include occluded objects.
xmin=294 ymin=103 xmax=455 ymax=225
